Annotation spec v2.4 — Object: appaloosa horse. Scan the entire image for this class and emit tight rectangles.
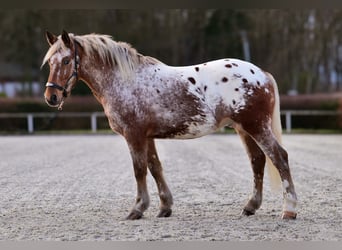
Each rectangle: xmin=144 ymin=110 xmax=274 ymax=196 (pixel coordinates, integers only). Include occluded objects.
xmin=42 ymin=30 xmax=297 ymax=220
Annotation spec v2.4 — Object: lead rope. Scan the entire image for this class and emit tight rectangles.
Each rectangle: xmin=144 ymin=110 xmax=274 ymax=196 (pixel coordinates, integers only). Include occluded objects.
xmin=58 ymin=99 xmax=65 ymax=110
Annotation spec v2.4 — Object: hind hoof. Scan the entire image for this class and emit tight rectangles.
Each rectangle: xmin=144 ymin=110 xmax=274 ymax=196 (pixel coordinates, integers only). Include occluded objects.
xmin=157 ymin=208 xmax=172 ymax=218
xmin=281 ymin=211 xmax=297 ymax=220
xmin=126 ymin=210 xmax=143 ymax=220
xmin=241 ymin=208 xmax=255 ymax=216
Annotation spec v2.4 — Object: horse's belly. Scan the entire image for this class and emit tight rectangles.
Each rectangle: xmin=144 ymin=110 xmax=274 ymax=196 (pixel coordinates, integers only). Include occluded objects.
xmin=173 ymin=121 xmax=217 ymax=139
xmin=152 ymin=113 xmax=218 ymax=139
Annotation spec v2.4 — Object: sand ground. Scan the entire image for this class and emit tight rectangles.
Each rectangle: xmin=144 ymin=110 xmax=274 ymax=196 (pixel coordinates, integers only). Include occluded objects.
xmin=0 ymin=134 xmax=341 ymax=240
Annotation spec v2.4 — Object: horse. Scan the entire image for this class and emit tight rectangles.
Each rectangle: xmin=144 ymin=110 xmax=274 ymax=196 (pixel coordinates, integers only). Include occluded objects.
xmin=42 ymin=30 xmax=297 ymax=220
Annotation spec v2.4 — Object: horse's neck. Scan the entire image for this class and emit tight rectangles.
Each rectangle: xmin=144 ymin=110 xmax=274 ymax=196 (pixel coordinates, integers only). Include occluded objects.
xmin=79 ymin=60 xmax=116 ymax=101
xmin=80 ymin=58 xmax=176 ymax=102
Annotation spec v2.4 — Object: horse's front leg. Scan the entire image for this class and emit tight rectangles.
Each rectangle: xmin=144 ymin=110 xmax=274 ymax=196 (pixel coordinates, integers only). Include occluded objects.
xmin=126 ymin=136 xmax=150 ymax=220
xmin=147 ymin=139 xmax=173 ymax=217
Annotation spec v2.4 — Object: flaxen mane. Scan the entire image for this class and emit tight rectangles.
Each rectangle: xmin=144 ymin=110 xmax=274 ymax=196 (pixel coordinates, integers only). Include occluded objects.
xmin=42 ymin=33 xmax=159 ymax=79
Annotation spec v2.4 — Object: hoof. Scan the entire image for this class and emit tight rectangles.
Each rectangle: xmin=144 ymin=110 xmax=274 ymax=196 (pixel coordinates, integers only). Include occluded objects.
xmin=281 ymin=211 xmax=297 ymax=220
xmin=157 ymin=208 xmax=172 ymax=218
xmin=126 ymin=210 xmax=143 ymax=220
xmin=241 ymin=208 xmax=255 ymax=216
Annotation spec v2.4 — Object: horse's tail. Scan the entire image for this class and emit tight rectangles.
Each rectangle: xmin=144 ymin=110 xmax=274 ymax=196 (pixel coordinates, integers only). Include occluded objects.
xmin=265 ymin=72 xmax=282 ymax=192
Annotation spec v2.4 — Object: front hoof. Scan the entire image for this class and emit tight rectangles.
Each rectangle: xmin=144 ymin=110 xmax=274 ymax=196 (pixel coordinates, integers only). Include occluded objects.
xmin=126 ymin=210 xmax=143 ymax=220
xmin=241 ymin=208 xmax=255 ymax=216
xmin=281 ymin=211 xmax=297 ymax=220
xmin=157 ymin=208 xmax=172 ymax=218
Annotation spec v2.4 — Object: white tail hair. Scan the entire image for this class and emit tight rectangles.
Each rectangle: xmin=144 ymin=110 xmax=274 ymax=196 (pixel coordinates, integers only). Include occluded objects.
xmin=265 ymin=72 xmax=282 ymax=192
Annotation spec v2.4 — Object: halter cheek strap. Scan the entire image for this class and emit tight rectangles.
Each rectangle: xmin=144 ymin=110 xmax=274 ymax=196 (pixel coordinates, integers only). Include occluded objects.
xmin=46 ymin=40 xmax=79 ymax=98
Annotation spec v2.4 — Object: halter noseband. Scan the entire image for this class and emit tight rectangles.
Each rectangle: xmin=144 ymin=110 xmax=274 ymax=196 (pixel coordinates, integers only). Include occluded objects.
xmin=46 ymin=40 xmax=79 ymax=98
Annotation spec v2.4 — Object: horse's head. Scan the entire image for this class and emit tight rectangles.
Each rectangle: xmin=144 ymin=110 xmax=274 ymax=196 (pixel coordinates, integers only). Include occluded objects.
xmin=42 ymin=30 xmax=79 ymax=110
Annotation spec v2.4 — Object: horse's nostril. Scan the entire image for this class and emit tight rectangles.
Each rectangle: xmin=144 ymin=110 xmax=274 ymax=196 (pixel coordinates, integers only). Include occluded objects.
xmin=50 ymin=94 xmax=58 ymax=104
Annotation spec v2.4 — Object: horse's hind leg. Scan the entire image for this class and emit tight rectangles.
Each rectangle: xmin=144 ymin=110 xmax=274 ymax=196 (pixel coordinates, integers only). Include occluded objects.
xmin=245 ymin=125 xmax=297 ymax=219
xmin=236 ymin=129 xmax=266 ymax=216
xmin=147 ymin=139 xmax=173 ymax=217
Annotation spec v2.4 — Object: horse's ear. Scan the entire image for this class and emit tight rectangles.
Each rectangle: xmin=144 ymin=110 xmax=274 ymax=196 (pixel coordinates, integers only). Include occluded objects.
xmin=61 ymin=30 xmax=71 ymax=48
xmin=45 ymin=31 xmax=57 ymax=46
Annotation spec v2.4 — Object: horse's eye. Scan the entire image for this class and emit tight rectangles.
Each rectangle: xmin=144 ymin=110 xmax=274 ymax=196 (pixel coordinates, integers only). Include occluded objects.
xmin=63 ymin=59 xmax=70 ymax=65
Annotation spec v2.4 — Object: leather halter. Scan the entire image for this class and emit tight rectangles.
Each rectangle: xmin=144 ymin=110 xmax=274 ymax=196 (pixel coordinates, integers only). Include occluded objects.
xmin=45 ymin=40 xmax=79 ymax=98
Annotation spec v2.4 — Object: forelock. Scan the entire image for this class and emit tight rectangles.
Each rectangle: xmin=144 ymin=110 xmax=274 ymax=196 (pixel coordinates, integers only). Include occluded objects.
xmin=41 ymin=34 xmax=74 ymax=68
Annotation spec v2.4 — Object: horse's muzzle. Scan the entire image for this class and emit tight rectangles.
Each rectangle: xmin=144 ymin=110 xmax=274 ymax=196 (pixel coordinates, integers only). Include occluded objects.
xmin=45 ymin=94 xmax=59 ymax=107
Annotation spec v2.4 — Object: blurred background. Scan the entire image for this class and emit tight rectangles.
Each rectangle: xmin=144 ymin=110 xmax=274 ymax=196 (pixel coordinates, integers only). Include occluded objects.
xmin=0 ymin=9 xmax=341 ymax=133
